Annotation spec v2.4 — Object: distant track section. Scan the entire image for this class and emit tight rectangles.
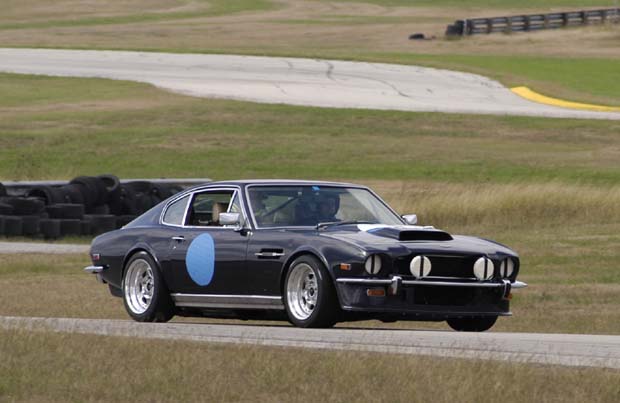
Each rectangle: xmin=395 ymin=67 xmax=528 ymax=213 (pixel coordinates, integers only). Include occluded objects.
xmin=1 ymin=48 xmax=619 ymax=120
xmin=3 ymin=316 xmax=620 ymax=369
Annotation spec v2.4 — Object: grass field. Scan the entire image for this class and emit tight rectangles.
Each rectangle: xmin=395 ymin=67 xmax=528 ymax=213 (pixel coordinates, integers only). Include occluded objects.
xmin=0 ymin=0 xmax=618 ymax=105
xmin=2 ymin=328 xmax=620 ymax=403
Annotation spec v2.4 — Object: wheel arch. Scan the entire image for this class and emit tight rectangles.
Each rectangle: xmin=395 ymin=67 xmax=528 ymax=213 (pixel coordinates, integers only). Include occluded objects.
xmin=121 ymin=243 xmax=164 ymax=283
xmin=279 ymin=247 xmax=344 ymax=305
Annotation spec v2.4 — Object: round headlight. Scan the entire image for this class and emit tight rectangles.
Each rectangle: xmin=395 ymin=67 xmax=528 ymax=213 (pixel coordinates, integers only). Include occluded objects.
xmin=473 ymin=257 xmax=495 ymax=281
xmin=364 ymin=254 xmax=382 ymax=275
xmin=500 ymin=258 xmax=515 ymax=278
xmin=410 ymin=255 xmax=432 ymax=278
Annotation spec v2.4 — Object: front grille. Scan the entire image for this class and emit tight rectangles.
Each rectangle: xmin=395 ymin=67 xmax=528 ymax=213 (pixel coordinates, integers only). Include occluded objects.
xmin=394 ymin=254 xmax=493 ymax=279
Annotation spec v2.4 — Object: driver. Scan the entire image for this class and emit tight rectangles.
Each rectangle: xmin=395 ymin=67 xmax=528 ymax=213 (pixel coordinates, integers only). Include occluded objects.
xmin=317 ymin=193 xmax=339 ymax=222
xmin=250 ymin=192 xmax=268 ymax=225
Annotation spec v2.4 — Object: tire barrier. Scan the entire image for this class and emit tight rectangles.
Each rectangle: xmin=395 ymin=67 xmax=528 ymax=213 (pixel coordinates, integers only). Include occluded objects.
xmin=0 ymin=175 xmax=191 ymax=239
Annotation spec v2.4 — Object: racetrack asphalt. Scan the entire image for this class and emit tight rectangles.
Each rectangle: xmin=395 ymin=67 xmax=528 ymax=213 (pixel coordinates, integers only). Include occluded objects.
xmin=0 ymin=241 xmax=89 ymax=254
xmin=1 ymin=48 xmax=619 ymax=120
xmin=2 ymin=316 xmax=620 ymax=369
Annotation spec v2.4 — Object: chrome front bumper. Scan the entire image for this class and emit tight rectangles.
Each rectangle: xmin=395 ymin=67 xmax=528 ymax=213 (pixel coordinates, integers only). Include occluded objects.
xmin=336 ymin=275 xmax=527 ymax=296
xmin=84 ymin=265 xmax=107 ymax=283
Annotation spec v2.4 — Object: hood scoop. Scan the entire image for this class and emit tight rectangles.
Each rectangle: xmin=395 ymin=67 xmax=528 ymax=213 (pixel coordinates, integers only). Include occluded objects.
xmin=367 ymin=226 xmax=453 ymax=242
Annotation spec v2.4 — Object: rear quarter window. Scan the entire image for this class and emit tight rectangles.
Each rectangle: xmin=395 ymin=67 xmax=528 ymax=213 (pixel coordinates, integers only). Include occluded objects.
xmin=162 ymin=195 xmax=190 ymax=226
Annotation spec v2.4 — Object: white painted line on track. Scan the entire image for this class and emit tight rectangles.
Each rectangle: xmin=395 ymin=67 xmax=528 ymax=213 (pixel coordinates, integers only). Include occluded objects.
xmin=3 ymin=316 xmax=620 ymax=369
xmin=1 ymin=48 xmax=619 ymax=120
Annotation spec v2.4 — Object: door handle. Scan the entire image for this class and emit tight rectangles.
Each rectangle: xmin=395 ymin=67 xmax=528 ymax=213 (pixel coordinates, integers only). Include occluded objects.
xmin=171 ymin=236 xmax=186 ymax=242
xmin=255 ymin=250 xmax=284 ymax=258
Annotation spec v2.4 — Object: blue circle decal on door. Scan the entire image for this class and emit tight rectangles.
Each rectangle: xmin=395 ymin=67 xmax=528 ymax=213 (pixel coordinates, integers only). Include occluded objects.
xmin=185 ymin=233 xmax=215 ymax=286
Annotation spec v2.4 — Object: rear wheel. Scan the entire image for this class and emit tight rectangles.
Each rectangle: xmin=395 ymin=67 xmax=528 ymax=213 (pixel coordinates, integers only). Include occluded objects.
xmin=122 ymin=252 xmax=174 ymax=322
xmin=446 ymin=316 xmax=497 ymax=332
xmin=284 ymin=255 xmax=339 ymax=328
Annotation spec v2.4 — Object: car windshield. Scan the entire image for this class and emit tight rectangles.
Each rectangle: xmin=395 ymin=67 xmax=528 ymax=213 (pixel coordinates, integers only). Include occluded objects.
xmin=247 ymin=185 xmax=404 ymax=228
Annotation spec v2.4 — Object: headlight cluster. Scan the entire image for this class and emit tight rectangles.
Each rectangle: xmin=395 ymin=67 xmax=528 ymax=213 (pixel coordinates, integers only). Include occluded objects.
xmin=410 ymin=255 xmax=431 ymax=278
xmin=499 ymin=258 xmax=515 ymax=278
xmin=473 ymin=257 xmax=515 ymax=280
xmin=473 ymin=257 xmax=494 ymax=280
xmin=364 ymin=254 xmax=382 ymax=275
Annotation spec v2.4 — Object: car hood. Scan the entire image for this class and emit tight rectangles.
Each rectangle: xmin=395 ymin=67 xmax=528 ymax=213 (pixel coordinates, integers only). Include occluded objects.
xmin=319 ymin=224 xmax=517 ymax=257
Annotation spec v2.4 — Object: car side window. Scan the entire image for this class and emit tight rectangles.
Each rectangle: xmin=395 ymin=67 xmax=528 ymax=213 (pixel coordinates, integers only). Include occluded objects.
xmin=162 ymin=195 xmax=190 ymax=226
xmin=185 ymin=190 xmax=235 ymax=227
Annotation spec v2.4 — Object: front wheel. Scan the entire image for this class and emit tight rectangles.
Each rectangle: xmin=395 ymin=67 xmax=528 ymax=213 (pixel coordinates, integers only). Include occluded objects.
xmin=122 ymin=252 xmax=174 ymax=322
xmin=284 ymin=255 xmax=339 ymax=328
xmin=446 ymin=316 xmax=497 ymax=332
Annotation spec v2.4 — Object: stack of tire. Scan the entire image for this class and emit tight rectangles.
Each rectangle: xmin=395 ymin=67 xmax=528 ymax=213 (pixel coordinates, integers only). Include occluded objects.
xmin=0 ymin=175 xmax=182 ymax=239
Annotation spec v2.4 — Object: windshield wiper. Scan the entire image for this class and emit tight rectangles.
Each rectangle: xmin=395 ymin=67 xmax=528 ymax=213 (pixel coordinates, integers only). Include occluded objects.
xmin=316 ymin=220 xmax=375 ymax=229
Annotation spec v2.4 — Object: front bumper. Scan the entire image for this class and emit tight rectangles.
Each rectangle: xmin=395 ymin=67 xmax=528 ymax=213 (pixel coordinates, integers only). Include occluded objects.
xmin=336 ymin=275 xmax=527 ymax=318
xmin=83 ymin=265 xmax=107 ymax=284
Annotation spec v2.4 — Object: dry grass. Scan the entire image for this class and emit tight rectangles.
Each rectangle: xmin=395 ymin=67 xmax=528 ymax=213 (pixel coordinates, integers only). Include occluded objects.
xmin=370 ymin=181 xmax=620 ymax=229
xmin=1 ymin=328 xmax=620 ymax=403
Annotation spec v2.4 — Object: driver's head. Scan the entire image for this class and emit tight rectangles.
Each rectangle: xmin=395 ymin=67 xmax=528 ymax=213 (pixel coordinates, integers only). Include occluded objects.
xmin=318 ymin=194 xmax=339 ymax=218
xmin=251 ymin=192 xmax=266 ymax=212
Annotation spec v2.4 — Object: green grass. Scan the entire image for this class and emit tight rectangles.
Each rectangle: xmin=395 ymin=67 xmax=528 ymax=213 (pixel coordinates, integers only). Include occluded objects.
xmin=1 ymin=74 xmax=619 ymax=182
xmin=3 ymin=329 xmax=620 ymax=403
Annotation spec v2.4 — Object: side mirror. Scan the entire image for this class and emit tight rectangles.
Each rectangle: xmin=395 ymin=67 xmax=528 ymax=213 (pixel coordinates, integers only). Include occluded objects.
xmin=402 ymin=214 xmax=418 ymax=225
xmin=219 ymin=212 xmax=241 ymax=228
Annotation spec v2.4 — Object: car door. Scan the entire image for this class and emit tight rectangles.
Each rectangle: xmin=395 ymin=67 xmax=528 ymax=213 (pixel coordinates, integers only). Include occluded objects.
xmin=164 ymin=187 xmax=250 ymax=295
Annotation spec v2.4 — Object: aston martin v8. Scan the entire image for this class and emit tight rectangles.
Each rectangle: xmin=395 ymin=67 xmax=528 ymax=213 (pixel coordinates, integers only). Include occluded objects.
xmin=85 ymin=180 xmax=526 ymax=331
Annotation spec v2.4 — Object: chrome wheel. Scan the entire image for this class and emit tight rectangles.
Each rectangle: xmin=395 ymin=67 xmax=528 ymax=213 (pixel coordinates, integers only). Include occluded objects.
xmin=286 ymin=263 xmax=319 ymax=321
xmin=124 ymin=258 xmax=155 ymax=315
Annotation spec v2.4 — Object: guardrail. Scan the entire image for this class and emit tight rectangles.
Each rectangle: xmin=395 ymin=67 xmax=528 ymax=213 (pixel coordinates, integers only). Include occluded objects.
xmin=446 ymin=8 xmax=620 ymax=36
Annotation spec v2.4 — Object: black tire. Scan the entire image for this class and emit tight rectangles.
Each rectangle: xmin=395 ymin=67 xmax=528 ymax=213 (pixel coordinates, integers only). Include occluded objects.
xmin=152 ymin=183 xmax=172 ymax=200
xmin=122 ymin=252 xmax=174 ymax=322
xmin=283 ymin=255 xmax=339 ymax=328
xmin=446 ymin=316 xmax=498 ymax=332
xmin=97 ymin=174 xmax=121 ymax=200
xmin=59 ymin=219 xmax=81 ymax=236
xmin=86 ymin=214 xmax=117 ymax=235
xmin=21 ymin=216 xmax=40 ymax=237
xmin=0 ymin=203 xmax=13 ymax=215
xmin=117 ymin=185 xmax=137 ymax=215
xmin=126 ymin=181 xmax=153 ymax=195
xmin=46 ymin=203 xmax=84 ymax=219
xmin=60 ymin=184 xmax=86 ymax=205
xmin=80 ymin=219 xmax=92 ymax=236
xmin=0 ymin=182 xmax=6 ymax=197
xmin=4 ymin=216 xmax=23 ymax=237
xmin=0 ymin=216 xmax=5 ymax=236
xmin=69 ymin=176 xmax=107 ymax=210
xmin=2 ymin=197 xmax=45 ymax=215
xmin=26 ymin=186 xmax=65 ymax=205
xmin=39 ymin=219 xmax=61 ymax=239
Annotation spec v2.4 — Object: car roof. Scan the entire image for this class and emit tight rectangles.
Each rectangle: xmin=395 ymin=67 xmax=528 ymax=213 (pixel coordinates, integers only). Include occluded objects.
xmin=186 ymin=179 xmax=367 ymax=189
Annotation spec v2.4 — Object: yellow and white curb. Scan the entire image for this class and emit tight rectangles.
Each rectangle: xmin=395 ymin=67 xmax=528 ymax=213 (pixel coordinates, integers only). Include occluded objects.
xmin=511 ymin=86 xmax=620 ymax=113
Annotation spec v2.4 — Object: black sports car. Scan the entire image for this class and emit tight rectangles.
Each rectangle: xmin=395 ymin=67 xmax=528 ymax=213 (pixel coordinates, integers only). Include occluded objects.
xmin=85 ymin=180 xmax=526 ymax=331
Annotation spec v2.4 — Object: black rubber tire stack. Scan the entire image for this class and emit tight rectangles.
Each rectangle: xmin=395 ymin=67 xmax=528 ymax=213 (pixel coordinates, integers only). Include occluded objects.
xmin=0 ymin=175 xmax=182 ymax=239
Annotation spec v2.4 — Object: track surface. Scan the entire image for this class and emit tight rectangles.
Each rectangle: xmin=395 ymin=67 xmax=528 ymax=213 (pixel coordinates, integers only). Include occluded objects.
xmin=3 ymin=316 xmax=620 ymax=369
xmin=0 ymin=241 xmax=88 ymax=254
xmin=1 ymin=48 xmax=619 ymax=120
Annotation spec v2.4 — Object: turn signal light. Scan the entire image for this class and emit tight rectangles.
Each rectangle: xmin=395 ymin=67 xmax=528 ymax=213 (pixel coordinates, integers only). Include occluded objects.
xmin=366 ymin=288 xmax=386 ymax=297
xmin=339 ymin=263 xmax=352 ymax=271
